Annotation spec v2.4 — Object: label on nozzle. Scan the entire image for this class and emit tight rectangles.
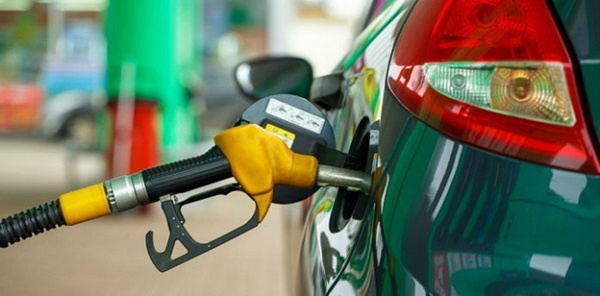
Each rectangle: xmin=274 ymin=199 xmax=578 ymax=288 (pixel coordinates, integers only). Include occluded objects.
xmin=265 ymin=124 xmax=295 ymax=148
xmin=266 ymin=98 xmax=325 ymax=134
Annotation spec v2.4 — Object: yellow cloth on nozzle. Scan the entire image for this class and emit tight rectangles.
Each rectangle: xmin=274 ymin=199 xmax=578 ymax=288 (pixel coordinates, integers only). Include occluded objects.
xmin=214 ymin=124 xmax=318 ymax=222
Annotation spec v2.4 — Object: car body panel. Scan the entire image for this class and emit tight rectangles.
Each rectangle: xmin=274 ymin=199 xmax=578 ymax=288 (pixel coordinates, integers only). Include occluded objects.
xmin=299 ymin=0 xmax=600 ymax=295
xmin=342 ymin=0 xmax=414 ymax=74
xmin=552 ymin=0 xmax=600 ymax=140
xmin=375 ymin=93 xmax=600 ymax=294
xmin=299 ymin=1 xmax=416 ymax=294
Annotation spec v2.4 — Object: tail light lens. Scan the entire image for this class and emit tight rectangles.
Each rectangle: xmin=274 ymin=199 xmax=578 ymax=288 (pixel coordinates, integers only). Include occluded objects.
xmin=388 ymin=0 xmax=600 ymax=174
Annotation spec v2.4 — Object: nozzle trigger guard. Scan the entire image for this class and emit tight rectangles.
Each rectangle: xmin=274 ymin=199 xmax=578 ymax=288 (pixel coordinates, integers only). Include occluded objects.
xmin=145 ymin=183 xmax=259 ymax=272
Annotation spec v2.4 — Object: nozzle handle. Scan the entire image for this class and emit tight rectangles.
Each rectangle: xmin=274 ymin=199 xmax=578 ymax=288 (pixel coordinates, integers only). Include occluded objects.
xmin=141 ymin=146 xmax=232 ymax=202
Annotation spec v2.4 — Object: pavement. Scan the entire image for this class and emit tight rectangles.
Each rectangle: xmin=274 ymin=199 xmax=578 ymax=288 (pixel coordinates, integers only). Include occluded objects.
xmin=0 ymin=137 xmax=301 ymax=295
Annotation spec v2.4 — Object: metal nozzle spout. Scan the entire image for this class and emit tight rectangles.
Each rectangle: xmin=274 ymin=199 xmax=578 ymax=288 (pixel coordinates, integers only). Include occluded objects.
xmin=316 ymin=165 xmax=372 ymax=194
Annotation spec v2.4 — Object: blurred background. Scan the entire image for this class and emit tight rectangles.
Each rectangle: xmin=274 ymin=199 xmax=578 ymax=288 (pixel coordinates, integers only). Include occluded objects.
xmin=0 ymin=0 xmax=367 ymax=294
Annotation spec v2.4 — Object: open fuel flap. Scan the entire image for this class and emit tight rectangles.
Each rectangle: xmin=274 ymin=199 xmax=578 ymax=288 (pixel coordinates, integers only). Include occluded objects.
xmin=329 ymin=119 xmax=380 ymax=233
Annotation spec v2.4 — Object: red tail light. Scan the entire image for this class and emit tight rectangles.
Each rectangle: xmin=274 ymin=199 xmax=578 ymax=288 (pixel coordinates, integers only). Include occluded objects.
xmin=388 ymin=0 xmax=600 ymax=174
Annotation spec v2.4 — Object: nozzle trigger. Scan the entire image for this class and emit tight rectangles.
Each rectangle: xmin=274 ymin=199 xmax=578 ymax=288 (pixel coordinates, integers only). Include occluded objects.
xmin=145 ymin=184 xmax=259 ymax=272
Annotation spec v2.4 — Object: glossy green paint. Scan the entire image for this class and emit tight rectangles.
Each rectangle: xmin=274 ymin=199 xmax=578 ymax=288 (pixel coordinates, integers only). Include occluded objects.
xmin=377 ymin=118 xmax=437 ymax=294
xmin=306 ymin=0 xmax=600 ymax=293
xmin=372 ymin=2 xmax=600 ymax=293
xmin=552 ymin=0 xmax=600 ymax=140
xmin=325 ymin=204 xmax=376 ymax=294
xmin=378 ymin=113 xmax=600 ymax=293
xmin=581 ymin=64 xmax=600 ymax=139
xmin=341 ymin=0 xmax=413 ymax=71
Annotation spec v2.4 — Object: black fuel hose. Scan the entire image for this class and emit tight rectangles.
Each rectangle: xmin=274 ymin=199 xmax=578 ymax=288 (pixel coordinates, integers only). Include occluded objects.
xmin=0 ymin=200 xmax=65 ymax=248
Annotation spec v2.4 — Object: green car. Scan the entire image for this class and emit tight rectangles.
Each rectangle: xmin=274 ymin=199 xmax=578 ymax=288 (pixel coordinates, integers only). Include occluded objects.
xmin=236 ymin=0 xmax=599 ymax=294
xmin=283 ymin=0 xmax=599 ymax=294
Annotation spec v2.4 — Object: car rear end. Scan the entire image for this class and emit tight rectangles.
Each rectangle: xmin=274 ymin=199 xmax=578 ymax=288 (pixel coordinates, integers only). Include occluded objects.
xmin=377 ymin=0 xmax=600 ymax=294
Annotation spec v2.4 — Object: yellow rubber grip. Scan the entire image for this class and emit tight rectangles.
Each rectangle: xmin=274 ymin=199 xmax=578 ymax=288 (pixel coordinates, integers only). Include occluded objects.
xmin=59 ymin=183 xmax=111 ymax=225
xmin=214 ymin=124 xmax=318 ymax=222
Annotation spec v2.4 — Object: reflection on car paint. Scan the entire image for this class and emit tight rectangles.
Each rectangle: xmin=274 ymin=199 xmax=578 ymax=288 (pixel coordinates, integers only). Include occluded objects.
xmin=328 ymin=203 xmax=377 ymax=295
xmin=377 ymin=115 xmax=600 ymax=294
xmin=299 ymin=3 xmax=417 ymax=293
xmin=344 ymin=0 xmax=414 ymax=72
xmin=549 ymin=169 xmax=587 ymax=204
xmin=302 ymin=0 xmax=600 ymax=294
xmin=303 ymin=185 xmax=365 ymax=287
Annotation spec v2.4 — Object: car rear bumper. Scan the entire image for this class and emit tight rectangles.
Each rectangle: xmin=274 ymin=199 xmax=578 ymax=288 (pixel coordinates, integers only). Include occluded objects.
xmin=376 ymin=95 xmax=600 ymax=294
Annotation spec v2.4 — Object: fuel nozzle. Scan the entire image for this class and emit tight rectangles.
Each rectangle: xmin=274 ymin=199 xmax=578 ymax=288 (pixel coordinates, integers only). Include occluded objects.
xmin=0 ymin=94 xmax=374 ymax=272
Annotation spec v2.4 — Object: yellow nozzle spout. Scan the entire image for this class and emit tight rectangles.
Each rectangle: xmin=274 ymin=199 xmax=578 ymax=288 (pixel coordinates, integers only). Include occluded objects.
xmin=214 ymin=124 xmax=318 ymax=222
